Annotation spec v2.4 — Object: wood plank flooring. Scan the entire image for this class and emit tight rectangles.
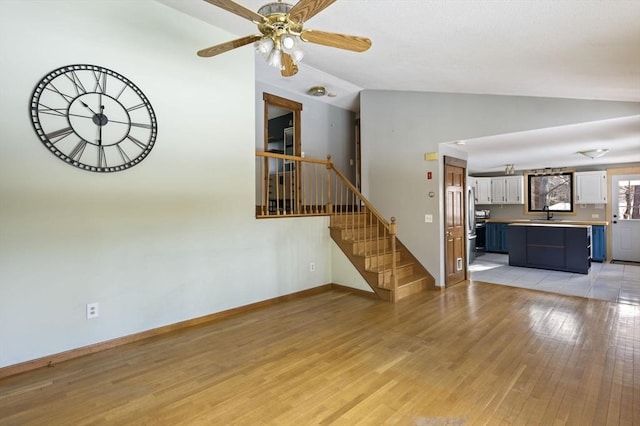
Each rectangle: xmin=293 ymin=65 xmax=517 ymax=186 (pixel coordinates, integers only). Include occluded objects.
xmin=1 ymin=282 xmax=638 ymax=425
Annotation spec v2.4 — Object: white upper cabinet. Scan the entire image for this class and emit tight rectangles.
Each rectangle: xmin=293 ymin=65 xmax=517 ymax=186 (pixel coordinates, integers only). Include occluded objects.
xmin=575 ymin=171 xmax=607 ymax=204
xmin=490 ymin=176 xmax=524 ymax=204
xmin=504 ymin=176 xmax=524 ymax=204
xmin=472 ymin=177 xmax=492 ymax=204
xmin=491 ymin=178 xmax=506 ymax=204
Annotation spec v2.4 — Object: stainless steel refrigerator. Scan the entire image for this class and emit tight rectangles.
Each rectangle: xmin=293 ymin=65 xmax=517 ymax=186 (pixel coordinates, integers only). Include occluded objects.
xmin=467 ymin=186 xmax=476 ymax=264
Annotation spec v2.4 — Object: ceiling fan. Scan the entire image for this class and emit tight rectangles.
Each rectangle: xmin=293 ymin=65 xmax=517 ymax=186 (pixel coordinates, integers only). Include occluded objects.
xmin=197 ymin=0 xmax=372 ymax=77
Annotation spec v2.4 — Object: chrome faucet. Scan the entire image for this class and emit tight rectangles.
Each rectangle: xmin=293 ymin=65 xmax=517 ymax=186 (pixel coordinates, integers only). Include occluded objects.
xmin=543 ymin=205 xmax=553 ymax=220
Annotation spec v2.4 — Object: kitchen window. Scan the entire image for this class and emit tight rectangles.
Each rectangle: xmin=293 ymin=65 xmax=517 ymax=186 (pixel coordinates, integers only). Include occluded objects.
xmin=527 ymin=172 xmax=574 ymax=213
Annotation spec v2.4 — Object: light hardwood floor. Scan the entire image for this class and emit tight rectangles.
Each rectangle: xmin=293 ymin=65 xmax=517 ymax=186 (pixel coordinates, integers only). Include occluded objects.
xmin=1 ymin=282 xmax=638 ymax=425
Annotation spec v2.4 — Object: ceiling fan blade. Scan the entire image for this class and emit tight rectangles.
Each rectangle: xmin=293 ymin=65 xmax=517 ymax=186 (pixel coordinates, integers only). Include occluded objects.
xmin=288 ymin=0 xmax=336 ymax=23
xmin=281 ymin=53 xmax=299 ymax=77
xmin=203 ymin=0 xmax=267 ymax=24
xmin=301 ymin=30 xmax=372 ymax=52
xmin=197 ymin=34 xmax=262 ymax=57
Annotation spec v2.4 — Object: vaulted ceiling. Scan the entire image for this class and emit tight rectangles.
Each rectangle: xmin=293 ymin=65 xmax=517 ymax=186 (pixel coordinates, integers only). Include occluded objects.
xmin=158 ymin=0 xmax=640 ymax=173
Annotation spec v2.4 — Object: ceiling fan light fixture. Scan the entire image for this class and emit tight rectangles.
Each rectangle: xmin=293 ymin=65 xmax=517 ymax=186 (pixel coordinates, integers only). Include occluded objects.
xmin=267 ymin=48 xmax=282 ymax=68
xmin=198 ymin=0 xmax=372 ymax=78
xmin=578 ymin=149 xmax=609 ymax=159
xmin=291 ymin=46 xmax=304 ymax=63
xmin=255 ymin=37 xmax=274 ymax=55
xmin=281 ymin=34 xmax=296 ymax=50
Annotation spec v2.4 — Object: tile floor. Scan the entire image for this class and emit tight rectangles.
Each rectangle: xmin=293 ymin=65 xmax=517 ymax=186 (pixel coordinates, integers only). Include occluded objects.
xmin=470 ymin=252 xmax=640 ymax=305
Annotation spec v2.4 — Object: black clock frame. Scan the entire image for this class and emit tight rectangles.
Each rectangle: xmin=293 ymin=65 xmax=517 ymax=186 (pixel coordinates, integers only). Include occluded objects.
xmin=30 ymin=64 xmax=157 ymax=173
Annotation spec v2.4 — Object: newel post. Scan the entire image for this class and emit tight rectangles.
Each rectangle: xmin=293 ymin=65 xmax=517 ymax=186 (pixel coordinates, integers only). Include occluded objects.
xmin=390 ymin=217 xmax=398 ymax=302
xmin=326 ymin=155 xmax=333 ymax=215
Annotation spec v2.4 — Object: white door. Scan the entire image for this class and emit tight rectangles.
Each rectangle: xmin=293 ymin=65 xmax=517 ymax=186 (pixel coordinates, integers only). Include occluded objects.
xmin=611 ymin=174 xmax=640 ymax=262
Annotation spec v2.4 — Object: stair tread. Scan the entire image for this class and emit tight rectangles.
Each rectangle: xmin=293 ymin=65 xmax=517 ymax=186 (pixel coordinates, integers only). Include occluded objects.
xmin=330 ymin=214 xmax=432 ymax=301
xmin=397 ymin=273 xmax=427 ymax=286
xmin=330 ymin=223 xmax=378 ymax=229
xmin=345 ymin=237 xmax=390 ymax=243
xmin=376 ymin=273 xmax=427 ymax=290
xmin=357 ymin=248 xmax=401 ymax=257
xmin=349 ymin=236 xmax=391 ymax=242
xmin=368 ymin=259 xmax=413 ymax=273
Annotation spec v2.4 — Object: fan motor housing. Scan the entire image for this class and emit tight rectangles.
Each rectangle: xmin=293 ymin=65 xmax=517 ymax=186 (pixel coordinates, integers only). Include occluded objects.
xmin=257 ymin=2 xmax=303 ymax=36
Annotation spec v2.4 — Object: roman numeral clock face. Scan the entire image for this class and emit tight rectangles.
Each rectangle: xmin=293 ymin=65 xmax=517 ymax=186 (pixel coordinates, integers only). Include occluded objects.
xmin=30 ymin=64 xmax=157 ymax=172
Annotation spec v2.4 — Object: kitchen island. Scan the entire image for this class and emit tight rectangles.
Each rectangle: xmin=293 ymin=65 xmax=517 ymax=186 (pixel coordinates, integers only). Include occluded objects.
xmin=484 ymin=218 xmax=607 ymax=262
xmin=508 ymin=223 xmax=591 ymax=274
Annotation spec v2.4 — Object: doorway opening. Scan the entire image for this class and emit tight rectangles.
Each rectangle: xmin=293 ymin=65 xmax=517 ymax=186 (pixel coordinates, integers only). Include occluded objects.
xmin=262 ymin=93 xmax=302 ymax=215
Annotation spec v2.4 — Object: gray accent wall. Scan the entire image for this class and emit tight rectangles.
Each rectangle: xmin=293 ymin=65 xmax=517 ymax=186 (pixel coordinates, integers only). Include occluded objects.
xmin=360 ymin=90 xmax=640 ymax=286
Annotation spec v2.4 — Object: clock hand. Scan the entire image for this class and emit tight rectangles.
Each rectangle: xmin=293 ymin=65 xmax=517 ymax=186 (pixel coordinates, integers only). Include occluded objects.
xmin=80 ymin=100 xmax=98 ymax=115
xmin=98 ymin=105 xmax=104 ymax=145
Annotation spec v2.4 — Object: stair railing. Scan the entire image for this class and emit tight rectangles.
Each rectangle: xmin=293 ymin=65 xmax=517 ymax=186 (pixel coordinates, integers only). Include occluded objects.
xmin=256 ymin=151 xmax=398 ymax=294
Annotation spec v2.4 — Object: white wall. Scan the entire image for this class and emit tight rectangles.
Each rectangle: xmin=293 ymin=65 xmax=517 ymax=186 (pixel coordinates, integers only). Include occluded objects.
xmin=360 ymin=90 xmax=640 ymax=286
xmin=330 ymin=241 xmax=372 ymax=293
xmin=0 ymin=1 xmax=331 ymax=367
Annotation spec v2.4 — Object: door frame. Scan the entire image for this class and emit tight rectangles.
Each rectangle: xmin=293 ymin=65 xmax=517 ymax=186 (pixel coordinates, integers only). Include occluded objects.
xmin=263 ymin=93 xmax=303 ymax=213
xmin=606 ymin=166 xmax=640 ymax=260
xmin=443 ymin=156 xmax=468 ymax=287
xmin=263 ymin=93 xmax=302 ymax=155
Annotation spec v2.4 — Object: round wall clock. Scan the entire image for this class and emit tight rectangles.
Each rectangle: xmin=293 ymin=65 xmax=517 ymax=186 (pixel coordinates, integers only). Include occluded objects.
xmin=30 ymin=64 xmax=157 ymax=172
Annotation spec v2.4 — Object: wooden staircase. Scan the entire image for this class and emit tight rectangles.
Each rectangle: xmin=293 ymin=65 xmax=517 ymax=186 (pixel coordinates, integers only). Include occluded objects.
xmin=256 ymin=151 xmax=435 ymax=302
xmin=330 ymin=213 xmax=435 ymax=302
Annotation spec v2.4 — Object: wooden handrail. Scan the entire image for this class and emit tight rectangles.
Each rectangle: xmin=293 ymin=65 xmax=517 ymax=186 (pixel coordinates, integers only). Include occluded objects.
xmin=256 ymin=151 xmax=330 ymax=166
xmin=329 ymin=159 xmax=390 ymax=228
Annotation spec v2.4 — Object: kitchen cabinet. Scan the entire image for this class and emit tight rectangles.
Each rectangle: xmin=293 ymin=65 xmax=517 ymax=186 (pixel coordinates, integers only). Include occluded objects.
xmin=508 ymin=223 xmax=591 ymax=274
xmin=486 ymin=222 xmax=509 ymax=253
xmin=472 ymin=177 xmax=492 ymax=204
xmin=472 ymin=176 xmax=523 ymax=205
xmin=575 ymin=171 xmax=607 ymax=204
xmin=490 ymin=176 xmax=524 ymax=204
xmin=505 ymin=176 xmax=524 ymax=204
xmin=491 ymin=178 xmax=506 ymax=204
xmin=592 ymin=225 xmax=606 ymax=262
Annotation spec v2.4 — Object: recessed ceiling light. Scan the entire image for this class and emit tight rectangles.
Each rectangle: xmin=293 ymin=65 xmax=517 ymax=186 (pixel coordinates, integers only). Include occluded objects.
xmin=578 ymin=149 xmax=609 ymax=159
xmin=308 ymin=86 xmax=326 ymax=96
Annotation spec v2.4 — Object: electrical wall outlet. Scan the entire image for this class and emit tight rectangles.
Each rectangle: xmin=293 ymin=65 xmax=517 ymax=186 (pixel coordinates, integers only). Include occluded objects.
xmin=425 ymin=214 xmax=433 ymax=223
xmin=310 ymin=262 xmax=315 ymax=272
xmin=86 ymin=302 xmax=99 ymax=319
xmin=592 ymin=214 xmax=600 ymax=219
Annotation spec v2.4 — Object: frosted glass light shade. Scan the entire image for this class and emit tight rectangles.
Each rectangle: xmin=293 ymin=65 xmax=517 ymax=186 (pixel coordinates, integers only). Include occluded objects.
xmin=281 ymin=34 xmax=295 ymax=50
xmin=267 ymin=49 xmax=281 ymax=68
xmin=291 ymin=48 xmax=304 ymax=63
xmin=255 ymin=37 xmax=274 ymax=55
